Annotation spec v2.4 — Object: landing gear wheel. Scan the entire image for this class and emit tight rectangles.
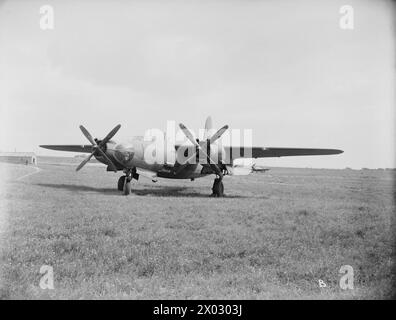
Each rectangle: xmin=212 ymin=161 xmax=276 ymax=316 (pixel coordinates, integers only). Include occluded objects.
xmin=118 ymin=176 xmax=126 ymax=191
xmin=123 ymin=178 xmax=132 ymax=195
xmin=212 ymin=178 xmax=224 ymax=197
xmin=121 ymin=167 xmax=136 ymax=195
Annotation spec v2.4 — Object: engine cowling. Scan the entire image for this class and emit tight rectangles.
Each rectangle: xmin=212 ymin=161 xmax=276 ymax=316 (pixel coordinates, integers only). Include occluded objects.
xmin=114 ymin=143 xmax=135 ymax=166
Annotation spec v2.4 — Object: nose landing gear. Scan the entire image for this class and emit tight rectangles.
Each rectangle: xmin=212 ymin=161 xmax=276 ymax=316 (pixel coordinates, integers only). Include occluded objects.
xmin=118 ymin=168 xmax=139 ymax=195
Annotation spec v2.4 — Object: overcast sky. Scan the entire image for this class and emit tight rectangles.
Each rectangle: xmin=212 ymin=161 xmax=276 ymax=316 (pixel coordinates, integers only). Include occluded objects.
xmin=0 ymin=0 xmax=394 ymax=169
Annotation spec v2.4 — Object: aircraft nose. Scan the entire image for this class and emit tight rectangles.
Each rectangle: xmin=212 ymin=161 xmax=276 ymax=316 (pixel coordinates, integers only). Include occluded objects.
xmin=114 ymin=143 xmax=135 ymax=164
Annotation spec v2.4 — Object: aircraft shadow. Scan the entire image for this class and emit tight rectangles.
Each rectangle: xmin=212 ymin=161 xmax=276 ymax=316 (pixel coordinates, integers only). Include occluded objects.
xmin=35 ymin=183 xmax=249 ymax=198
xmin=36 ymin=183 xmax=120 ymax=195
xmin=132 ymin=187 xmax=248 ymax=198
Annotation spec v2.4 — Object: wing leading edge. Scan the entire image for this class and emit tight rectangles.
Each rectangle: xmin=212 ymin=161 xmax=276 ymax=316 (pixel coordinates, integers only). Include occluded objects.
xmin=40 ymin=145 xmax=93 ymax=153
xmin=40 ymin=145 xmax=343 ymax=161
xmin=225 ymin=147 xmax=343 ymax=160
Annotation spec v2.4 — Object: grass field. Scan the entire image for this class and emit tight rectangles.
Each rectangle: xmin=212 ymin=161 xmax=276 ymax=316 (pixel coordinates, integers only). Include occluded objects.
xmin=0 ymin=157 xmax=394 ymax=299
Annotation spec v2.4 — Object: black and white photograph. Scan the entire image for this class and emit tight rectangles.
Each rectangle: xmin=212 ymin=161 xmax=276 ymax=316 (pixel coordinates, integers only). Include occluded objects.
xmin=0 ymin=0 xmax=395 ymax=304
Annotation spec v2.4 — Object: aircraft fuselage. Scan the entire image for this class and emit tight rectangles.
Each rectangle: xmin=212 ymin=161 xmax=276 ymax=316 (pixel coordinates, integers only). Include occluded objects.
xmin=94 ymin=137 xmax=212 ymax=179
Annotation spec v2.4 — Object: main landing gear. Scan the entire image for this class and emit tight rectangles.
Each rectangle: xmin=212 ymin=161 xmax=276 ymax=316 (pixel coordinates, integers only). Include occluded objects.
xmin=211 ymin=177 xmax=224 ymax=197
xmin=211 ymin=164 xmax=228 ymax=197
xmin=117 ymin=175 xmax=126 ymax=191
xmin=118 ymin=168 xmax=139 ymax=195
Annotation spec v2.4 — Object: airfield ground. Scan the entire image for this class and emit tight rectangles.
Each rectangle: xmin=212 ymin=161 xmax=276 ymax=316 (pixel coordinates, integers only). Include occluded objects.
xmin=0 ymin=157 xmax=394 ymax=299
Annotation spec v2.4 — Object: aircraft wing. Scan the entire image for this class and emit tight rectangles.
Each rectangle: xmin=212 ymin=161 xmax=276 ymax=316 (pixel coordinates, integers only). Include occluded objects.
xmin=40 ymin=145 xmax=93 ymax=153
xmin=41 ymin=144 xmax=343 ymax=162
xmin=225 ymin=147 xmax=343 ymax=161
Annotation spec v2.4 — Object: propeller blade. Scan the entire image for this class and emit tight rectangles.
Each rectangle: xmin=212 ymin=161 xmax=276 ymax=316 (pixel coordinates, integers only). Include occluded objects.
xmin=209 ymin=125 xmax=229 ymax=144
xmin=79 ymin=125 xmax=97 ymax=146
xmin=99 ymin=124 xmax=121 ymax=147
xmin=95 ymin=147 xmax=117 ymax=172
xmin=203 ymin=116 xmax=213 ymax=140
xmin=179 ymin=123 xmax=200 ymax=148
xmin=76 ymin=152 xmax=94 ymax=171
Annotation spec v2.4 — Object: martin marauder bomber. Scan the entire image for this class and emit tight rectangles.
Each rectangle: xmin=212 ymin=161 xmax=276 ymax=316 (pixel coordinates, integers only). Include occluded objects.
xmin=40 ymin=116 xmax=343 ymax=197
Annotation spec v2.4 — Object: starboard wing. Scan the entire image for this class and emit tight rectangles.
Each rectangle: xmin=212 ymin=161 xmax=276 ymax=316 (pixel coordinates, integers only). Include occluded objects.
xmin=224 ymin=147 xmax=343 ymax=161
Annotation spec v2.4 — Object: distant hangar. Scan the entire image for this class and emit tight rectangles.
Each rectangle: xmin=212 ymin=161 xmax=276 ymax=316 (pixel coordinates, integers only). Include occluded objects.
xmin=0 ymin=152 xmax=37 ymax=165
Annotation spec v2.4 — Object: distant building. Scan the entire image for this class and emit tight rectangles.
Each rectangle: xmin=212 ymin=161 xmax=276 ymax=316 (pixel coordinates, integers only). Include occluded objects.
xmin=0 ymin=152 xmax=37 ymax=165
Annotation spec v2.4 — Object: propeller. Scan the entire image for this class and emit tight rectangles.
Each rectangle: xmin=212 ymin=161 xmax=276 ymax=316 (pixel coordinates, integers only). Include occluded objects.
xmin=76 ymin=124 xmax=121 ymax=172
xmin=177 ymin=117 xmax=228 ymax=178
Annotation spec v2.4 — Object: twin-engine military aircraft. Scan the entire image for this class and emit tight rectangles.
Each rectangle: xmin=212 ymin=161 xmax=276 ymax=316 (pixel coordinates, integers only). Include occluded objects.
xmin=40 ymin=116 xmax=343 ymax=197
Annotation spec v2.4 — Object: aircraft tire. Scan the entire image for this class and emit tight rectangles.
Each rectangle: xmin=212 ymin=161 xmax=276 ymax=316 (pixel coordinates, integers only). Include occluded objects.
xmin=118 ymin=176 xmax=126 ymax=191
xmin=212 ymin=178 xmax=224 ymax=197
xmin=123 ymin=180 xmax=132 ymax=195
